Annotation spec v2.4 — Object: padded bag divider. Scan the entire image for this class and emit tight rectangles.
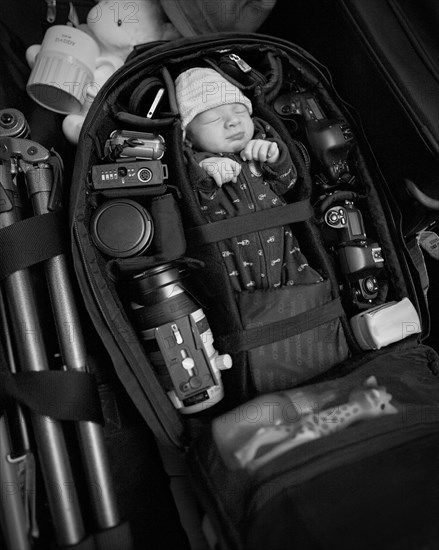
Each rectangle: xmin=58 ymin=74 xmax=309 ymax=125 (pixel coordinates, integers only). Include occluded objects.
xmin=71 ymin=116 xmax=188 ymax=448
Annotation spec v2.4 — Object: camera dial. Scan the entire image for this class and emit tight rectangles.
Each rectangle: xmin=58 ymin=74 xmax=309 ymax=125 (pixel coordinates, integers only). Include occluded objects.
xmin=325 ymin=206 xmax=347 ymax=228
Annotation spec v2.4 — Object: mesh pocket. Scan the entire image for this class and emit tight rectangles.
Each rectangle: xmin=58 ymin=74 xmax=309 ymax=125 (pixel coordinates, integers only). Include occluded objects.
xmin=238 ymin=280 xmax=350 ymax=392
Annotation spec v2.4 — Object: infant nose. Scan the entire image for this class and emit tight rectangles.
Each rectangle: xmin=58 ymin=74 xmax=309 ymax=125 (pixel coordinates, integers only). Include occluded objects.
xmin=226 ymin=116 xmax=239 ymax=127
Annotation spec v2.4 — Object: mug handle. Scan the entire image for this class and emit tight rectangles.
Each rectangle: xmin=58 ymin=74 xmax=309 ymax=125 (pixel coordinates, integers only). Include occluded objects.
xmin=25 ymin=45 xmax=42 ymax=69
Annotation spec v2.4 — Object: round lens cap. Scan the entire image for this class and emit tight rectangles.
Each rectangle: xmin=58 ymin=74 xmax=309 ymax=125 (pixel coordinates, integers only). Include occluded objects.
xmin=91 ymin=199 xmax=154 ymax=258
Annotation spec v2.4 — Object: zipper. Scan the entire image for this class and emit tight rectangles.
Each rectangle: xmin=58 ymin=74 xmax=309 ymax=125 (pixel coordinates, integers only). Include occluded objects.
xmin=229 ymin=53 xmax=252 ymax=73
xmin=45 ymin=0 xmax=56 ymax=23
xmin=243 ymin=172 xmax=272 ymax=287
xmin=83 ymin=36 xmax=328 ymax=137
xmin=72 ymin=220 xmax=184 ymax=448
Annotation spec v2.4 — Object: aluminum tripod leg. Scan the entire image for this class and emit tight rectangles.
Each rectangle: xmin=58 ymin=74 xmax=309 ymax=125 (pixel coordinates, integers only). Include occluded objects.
xmin=0 ymin=154 xmax=86 ymax=546
xmin=25 ymin=166 xmax=121 ymax=530
xmin=0 ymin=133 xmax=125 ymax=547
xmin=42 ymin=253 xmax=120 ymax=529
xmin=3 ymin=266 xmax=86 ymax=546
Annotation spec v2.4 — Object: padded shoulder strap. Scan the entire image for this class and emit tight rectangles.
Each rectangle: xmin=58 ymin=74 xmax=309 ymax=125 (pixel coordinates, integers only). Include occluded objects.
xmin=0 ymin=211 xmax=65 ymax=280
xmin=0 ymin=369 xmax=103 ymax=423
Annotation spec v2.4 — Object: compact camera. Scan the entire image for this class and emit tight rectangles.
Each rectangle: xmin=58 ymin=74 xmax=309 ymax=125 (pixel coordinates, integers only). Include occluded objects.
xmin=121 ymin=263 xmax=232 ymax=414
xmin=90 ymin=159 xmax=168 ymax=190
xmin=274 ymin=92 xmax=354 ymax=181
xmin=324 ymin=201 xmax=385 ymax=303
xmin=104 ymin=130 xmax=166 ymax=160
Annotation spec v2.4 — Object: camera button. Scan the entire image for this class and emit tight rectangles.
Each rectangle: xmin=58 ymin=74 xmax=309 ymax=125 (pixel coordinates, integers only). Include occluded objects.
xmin=327 ymin=210 xmax=339 ymax=225
xmin=189 ymin=376 xmax=203 ymax=389
xmin=182 ymin=357 xmax=195 ymax=371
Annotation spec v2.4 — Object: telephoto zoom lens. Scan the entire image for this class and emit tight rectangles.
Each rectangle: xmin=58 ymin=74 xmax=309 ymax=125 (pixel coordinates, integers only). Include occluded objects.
xmin=121 ymin=262 xmax=232 ymax=414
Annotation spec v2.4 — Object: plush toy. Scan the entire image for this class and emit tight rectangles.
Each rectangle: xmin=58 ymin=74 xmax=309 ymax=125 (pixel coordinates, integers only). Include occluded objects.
xmin=26 ymin=0 xmax=181 ymax=144
xmin=212 ymin=376 xmax=399 ymax=471
xmin=232 ymin=376 xmax=398 ymax=471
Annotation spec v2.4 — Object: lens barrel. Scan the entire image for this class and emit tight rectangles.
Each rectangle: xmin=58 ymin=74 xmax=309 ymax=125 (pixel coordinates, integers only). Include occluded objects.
xmin=120 ymin=262 xmax=230 ymax=413
xmin=124 ymin=262 xmax=199 ymax=330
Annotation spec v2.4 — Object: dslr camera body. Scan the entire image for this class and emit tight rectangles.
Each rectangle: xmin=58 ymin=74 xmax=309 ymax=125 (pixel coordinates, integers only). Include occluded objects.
xmin=274 ymin=92 xmax=354 ymax=182
xmin=323 ymin=200 xmax=384 ymax=304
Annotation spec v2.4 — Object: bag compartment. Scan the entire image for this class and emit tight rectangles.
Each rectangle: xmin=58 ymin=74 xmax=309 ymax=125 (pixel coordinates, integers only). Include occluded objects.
xmin=187 ymin=344 xmax=439 ymax=550
xmin=236 ymin=280 xmax=349 ymax=392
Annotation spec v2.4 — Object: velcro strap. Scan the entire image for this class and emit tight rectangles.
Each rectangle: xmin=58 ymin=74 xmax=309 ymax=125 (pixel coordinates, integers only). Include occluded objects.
xmin=0 ymin=211 xmax=65 ymax=280
xmin=216 ymin=298 xmax=344 ymax=352
xmin=186 ymin=200 xmax=313 ymax=245
xmin=0 ymin=370 xmax=103 ymax=424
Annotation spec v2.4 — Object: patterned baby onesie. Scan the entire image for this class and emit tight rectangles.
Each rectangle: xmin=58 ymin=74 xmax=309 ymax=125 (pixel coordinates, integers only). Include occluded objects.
xmin=185 ymin=118 xmax=323 ymax=292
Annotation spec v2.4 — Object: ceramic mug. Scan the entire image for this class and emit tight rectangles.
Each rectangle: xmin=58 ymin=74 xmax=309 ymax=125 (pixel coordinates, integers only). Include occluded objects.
xmin=26 ymin=25 xmax=101 ymax=115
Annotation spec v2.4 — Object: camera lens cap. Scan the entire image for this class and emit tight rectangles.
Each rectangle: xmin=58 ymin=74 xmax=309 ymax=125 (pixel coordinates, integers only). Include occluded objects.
xmin=91 ymin=199 xmax=154 ymax=258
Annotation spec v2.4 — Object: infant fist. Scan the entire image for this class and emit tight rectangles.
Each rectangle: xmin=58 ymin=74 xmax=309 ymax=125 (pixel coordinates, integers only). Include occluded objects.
xmin=240 ymin=139 xmax=279 ymax=164
xmin=199 ymin=157 xmax=242 ymax=187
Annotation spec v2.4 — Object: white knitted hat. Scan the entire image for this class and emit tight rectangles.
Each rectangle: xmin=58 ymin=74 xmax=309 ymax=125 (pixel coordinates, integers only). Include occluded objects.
xmin=175 ymin=67 xmax=252 ymax=130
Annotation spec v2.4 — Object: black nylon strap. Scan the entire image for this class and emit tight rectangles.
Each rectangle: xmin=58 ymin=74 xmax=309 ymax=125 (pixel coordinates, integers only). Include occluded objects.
xmin=0 ymin=211 xmax=65 ymax=280
xmin=0 ymin=370 xmax=103 ymax=424
xmin=186 ymin=199 xmax=314 ymax=245
xmin=94 ymin=520 xmax=133 ymax=550
xmin=58 ymin=534 xmax=96 ymax=550
xmin=216 ymin=298 xmax=345 ymax=352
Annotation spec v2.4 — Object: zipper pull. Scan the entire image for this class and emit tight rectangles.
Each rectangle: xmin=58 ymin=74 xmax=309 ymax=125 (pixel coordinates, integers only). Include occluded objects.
xmin=229 ymin=54 xmax=252 ymax=74
xmin=67 ymin=2 xmax=79 ymax=27
xmin=46 ymin=0 xmax=57 ymax=23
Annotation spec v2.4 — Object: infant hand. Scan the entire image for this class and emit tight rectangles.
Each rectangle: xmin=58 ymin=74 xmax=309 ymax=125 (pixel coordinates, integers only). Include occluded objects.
xmin=240 ymin=139 xmax=280 ymax=164
xmin=199 ymin=157 xmax=242 ymax=187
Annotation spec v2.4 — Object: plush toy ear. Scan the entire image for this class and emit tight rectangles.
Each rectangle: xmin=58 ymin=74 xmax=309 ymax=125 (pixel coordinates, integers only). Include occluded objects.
xmin=25 ymin=45 xmax=42 ymax=68
xmin=62 ymin=114 xmax=85 ymax=144
xmin=92 ymin=57 xmax=122 ymax=96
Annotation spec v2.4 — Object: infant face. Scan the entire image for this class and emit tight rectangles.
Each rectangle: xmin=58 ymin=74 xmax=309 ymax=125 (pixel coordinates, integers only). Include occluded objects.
xmin=186 ymin=103 xmax=254 ymax=154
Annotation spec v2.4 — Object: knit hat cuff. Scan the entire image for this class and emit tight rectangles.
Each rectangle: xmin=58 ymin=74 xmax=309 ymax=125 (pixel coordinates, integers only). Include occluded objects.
xmin=175 ymin=67 xmax=252 ymax=130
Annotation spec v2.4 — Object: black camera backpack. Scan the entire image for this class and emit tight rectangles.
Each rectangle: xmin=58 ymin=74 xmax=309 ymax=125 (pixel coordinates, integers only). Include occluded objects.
xmin=69 ymin=33 xmax=439 ymax=550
